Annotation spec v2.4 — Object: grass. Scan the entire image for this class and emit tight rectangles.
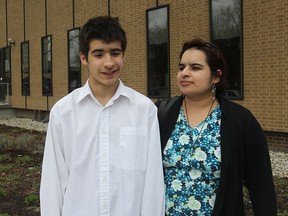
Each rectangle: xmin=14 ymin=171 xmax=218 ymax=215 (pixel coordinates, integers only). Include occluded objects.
xmin=0 ymin=124 xmax=287 ymax=215
xmin=0 ymin=188 xmax=7 ymax=198
xmin=0 ymin=124 xmax=45 ymax=216
xmin=24 ymin=194 xmax=40 ymax=206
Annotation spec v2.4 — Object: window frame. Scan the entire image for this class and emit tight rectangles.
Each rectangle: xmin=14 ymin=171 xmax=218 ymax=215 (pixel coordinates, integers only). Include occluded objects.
xmin=209 ymin=0 xmax=244 ymax=100
xmin=146 ymin=5 xmax=170 ymax=99
xmin=0 ymin=46 xmax=12 ymax=96
xmin=67 ymin=27 xmax=81 ymax=93
xmin=41 ymin=35 xmax=53 ymax=96
xmin=21 ymin=41 xmax=30 ymax=96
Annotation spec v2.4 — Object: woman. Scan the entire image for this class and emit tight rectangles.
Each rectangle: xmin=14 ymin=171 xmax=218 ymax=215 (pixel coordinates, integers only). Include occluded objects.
xmin=156 ymin=38 xmax=277 ymax=215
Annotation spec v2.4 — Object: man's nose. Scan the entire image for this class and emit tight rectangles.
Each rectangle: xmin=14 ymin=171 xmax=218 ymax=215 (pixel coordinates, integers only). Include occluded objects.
xmin=103 ymin=54 xmax=115 ymax=68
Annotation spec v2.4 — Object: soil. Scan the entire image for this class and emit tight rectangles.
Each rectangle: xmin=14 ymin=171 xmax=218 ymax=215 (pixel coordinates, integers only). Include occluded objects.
xmin=0 ymin=124 xmax=45 ymax=216
xmin=0 ymin=124 xmax=287 ymax=215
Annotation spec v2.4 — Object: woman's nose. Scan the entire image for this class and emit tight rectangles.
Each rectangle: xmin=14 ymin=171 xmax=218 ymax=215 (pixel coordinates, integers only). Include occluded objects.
xmin=181 ymin=66 xmax=190 ymax=77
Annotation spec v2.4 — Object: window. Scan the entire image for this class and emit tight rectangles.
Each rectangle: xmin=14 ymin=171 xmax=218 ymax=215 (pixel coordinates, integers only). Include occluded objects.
xmin=0 ymin=46 xmax=11 ymax=101
xmin=210 ymin=0 xmax=243 ymax=99
xmin=68 ymin=28 xmax=81 ymax=93
xmin=146 ymin=5 xmax=170 ymax=98
xmin=41 ymin=35 xmax=52 ymax=96
xmin=21 ymin=41 xmax=30 ymax=96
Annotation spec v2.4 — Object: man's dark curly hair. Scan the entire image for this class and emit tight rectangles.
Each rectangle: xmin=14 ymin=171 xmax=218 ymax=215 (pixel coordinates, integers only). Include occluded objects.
xmin=78 ymin=16 xmax=127 ymax=58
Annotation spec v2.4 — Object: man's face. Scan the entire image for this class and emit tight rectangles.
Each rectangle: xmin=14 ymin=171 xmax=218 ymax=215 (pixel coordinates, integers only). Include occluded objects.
xmin=80 ymin=39 xmax=125 ymax=89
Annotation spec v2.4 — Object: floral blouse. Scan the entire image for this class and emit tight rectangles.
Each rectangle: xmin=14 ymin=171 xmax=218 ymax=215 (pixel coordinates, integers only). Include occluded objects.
xmin=163 ymin=105 xmax=222 ymax=215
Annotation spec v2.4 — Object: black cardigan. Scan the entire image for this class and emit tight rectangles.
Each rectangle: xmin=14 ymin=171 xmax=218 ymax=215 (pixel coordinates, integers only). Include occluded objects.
xmin=156 ymin=96 xmax=277 ymax=216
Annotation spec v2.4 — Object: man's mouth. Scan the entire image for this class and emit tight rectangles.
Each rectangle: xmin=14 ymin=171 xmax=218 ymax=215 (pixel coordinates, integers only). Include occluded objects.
xmin=102 ymin=70 xmax=117 ymax=75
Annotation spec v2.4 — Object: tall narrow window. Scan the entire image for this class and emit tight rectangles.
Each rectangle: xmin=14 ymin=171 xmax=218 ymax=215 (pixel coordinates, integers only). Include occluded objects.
xmin=68 ymin=28 xmax=81 ymax=93
xmin=0 ymin=47 xmax=11 ymax=101
xmin=21 ymin=41 xmax=30 ymax=96
xmin=146 ymin=5 xmax=170 ymax=98
xmin=42 ymin=35 xmax=52 ymax=96
xmin=210 ymin=0 xmax=243 ymax=99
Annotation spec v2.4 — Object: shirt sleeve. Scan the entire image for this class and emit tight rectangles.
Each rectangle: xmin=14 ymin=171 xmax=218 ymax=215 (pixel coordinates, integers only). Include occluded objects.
xmin=40 ymin=109 xmax=69 ymax=216
xmin=243 ymin=111 xmax=277 ymax=215
xmin=141 ymin=103 xmax=165 ymax=216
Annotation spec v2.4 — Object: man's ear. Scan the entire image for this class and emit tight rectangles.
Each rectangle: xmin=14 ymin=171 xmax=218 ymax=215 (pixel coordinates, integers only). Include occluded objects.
xmin=79 ymin=52 xmax=88 ymax=66
xmin=213 ymin=69 xmax=222 ymax=84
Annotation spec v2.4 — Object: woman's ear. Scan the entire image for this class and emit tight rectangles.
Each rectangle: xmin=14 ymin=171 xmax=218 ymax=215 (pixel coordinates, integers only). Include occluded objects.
xmin=213 ymin=69 xmax=222 ymax=84
xmin=79 ymin=52 xmax=88 ymax=66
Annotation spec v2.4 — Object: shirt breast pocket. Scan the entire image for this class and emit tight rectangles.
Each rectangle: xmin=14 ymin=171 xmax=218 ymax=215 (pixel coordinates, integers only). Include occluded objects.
xmin=120 ymin=127 xmax=149 ymax=172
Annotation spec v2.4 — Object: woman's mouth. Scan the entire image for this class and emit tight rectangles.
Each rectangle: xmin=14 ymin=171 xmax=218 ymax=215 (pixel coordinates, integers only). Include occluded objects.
xmin=180 ymin=80 xmax=191 ymax=86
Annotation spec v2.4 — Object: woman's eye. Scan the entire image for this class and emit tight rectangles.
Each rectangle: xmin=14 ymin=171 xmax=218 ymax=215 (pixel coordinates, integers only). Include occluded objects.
xmin=179 ymin=66 xmax=185 ymax=71
xmin=193 ymin=67 xmax=201 ymax=70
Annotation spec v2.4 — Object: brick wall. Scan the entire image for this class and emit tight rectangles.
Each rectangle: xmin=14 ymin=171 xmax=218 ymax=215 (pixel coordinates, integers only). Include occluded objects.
xmin=25 ymin=0 xmax=47 ymax=110
xmin=239 ymin=0 xmax=288 ymax=133
xmin=266 ymin=131 xmax=288 ymax=153
xmin=0 ymin=0 xmax=287 ymax=143
xmin=7 ymin=0 xmax=25 ymax=108
xmin=0 ymin=0 xmax=6 ymax=47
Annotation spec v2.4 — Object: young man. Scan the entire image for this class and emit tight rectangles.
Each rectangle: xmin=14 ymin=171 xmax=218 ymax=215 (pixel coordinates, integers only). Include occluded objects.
xmin=40 ymin=16 xmax=165 ymax=216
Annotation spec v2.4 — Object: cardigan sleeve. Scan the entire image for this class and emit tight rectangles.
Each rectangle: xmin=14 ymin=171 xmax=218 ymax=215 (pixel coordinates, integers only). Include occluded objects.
xmin=243 ymin=111 xmax=277 ymax=216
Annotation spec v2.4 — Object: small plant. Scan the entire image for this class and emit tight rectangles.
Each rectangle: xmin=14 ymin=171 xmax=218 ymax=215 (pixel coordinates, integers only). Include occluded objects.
xmin=0 ymin=154 xmax=11 ymax=163
xmin=14 ymin=134 xmax=37 ymax=152
xmin=24 ymin=194 xmax=39 ymax=206
xmin=0 ymin=188 xmax=7 ymax=198
xmin=0 ymin=213 xmax=10 ymax=216
xmin=16 ymin=155 xmax=32 ymax=164
xmin=0 ymin=134 xmax=12 ymax=150
xmin=0 ymin=164 xmax=14 ymax=173
xmin=278 ymin=209 xmax=288 ymax=216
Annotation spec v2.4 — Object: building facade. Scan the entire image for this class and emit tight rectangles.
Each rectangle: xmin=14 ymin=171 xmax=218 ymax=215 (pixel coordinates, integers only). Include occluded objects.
xmin=0 ymin=0 xmax=287 ymax=151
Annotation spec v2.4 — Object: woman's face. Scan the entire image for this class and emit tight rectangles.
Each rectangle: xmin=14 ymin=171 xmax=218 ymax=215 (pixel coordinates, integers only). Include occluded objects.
xmin=177 ymin=48 xmax=220 ymax=100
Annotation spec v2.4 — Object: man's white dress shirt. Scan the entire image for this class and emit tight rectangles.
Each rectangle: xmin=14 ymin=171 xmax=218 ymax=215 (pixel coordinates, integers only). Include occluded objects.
xmin=40 ymin=80 xmax=165 ymax=216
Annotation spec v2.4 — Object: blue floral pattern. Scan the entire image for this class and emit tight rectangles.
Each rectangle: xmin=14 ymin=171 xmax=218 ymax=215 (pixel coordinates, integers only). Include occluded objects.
xmin=163 ymin=105 xmax=222 ymax=215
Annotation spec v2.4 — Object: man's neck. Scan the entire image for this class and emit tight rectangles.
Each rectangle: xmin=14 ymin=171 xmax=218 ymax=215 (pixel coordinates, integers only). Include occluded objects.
xmin=88 ymin=79 xmax=119 ymax=106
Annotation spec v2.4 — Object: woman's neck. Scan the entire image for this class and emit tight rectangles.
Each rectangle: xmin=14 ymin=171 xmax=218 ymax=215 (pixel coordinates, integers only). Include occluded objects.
xmin=183 ymin=95 xmax=217 ymax=128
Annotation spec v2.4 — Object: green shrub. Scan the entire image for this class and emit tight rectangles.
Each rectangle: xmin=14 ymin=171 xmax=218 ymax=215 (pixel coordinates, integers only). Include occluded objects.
xmin=24 ymin=194 xmax=39 ymax=206
xmin=0 ymin=154 xmax=11 ymax=163
xmin=16 ymin=155 xmax=32 ymax=164
xmin=0 ymin=134 xmax=12 ymax=150
xmin=0 ymin=188 xmax=7 ymax=198
xmin=14 ymin=134 xmax=37 ymax=151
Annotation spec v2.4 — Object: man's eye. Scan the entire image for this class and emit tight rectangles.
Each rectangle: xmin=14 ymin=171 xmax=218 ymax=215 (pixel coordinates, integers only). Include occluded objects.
xmin=93 ymin=53 xmax=103 ymax=58
xmin=111 ymin=52 xmax=121 ymax=56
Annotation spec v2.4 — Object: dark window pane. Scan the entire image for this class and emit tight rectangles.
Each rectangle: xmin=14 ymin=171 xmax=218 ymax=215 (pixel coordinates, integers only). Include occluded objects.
xmin=211 ymin=0 xmax=243 ymax=99
xmin=147 ymin=6 xmax=170 ymax=98
xmin=0 ymin=47 xmax=11 ymax=101
xmin=68 ymin=28 xmax=81 ymax=93
xmin=42 ymin=36 xmax=52 ymax=96
xmin=21 ymin=41 xmax=30 ymax=96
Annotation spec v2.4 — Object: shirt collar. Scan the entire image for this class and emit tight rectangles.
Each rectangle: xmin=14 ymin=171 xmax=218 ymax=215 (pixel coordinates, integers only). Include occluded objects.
xmin=76 ymin=79 xmax=135 ymax=104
